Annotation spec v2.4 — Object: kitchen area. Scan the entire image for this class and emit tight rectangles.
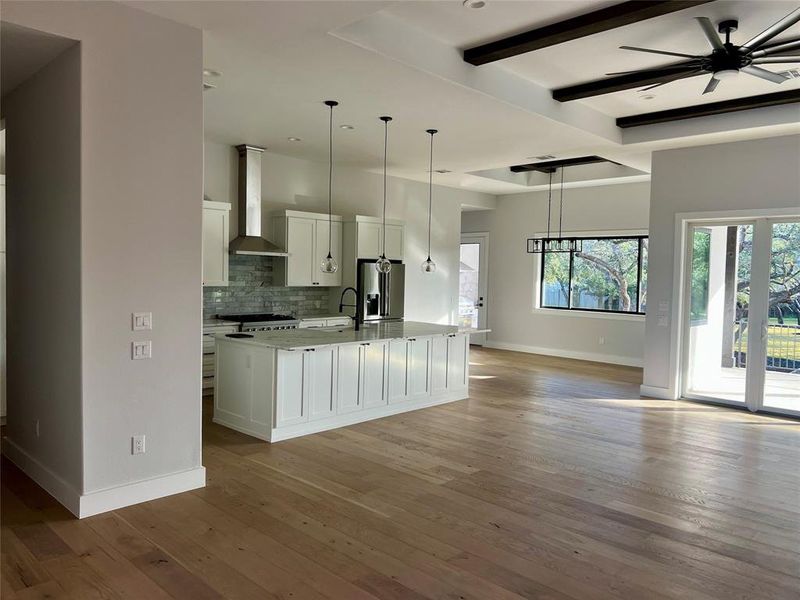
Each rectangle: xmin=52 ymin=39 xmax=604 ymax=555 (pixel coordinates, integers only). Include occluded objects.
xmin=202 ymin=132 xmax=486 ymax=443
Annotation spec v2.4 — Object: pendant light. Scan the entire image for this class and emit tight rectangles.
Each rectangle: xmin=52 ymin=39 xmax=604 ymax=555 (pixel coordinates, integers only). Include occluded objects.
xmin=376 ymin=116 xmax=393 ymax=274
xmin=422 ymin=128 xmax=438 ymax=273
xmin=320 ymin=100 xmax=339 ymax=274
xmin=526 ymin=170 xmax=554 ymax=254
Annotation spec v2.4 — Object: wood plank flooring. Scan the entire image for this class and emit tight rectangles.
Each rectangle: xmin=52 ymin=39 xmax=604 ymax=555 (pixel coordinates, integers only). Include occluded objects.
xmin=3 ymin=347 xmax=799 ymax=599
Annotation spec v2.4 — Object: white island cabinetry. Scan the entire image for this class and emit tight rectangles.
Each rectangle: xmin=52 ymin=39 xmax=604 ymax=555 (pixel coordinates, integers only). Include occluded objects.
xmin=214 ymin=323 xmax=481 ymax=442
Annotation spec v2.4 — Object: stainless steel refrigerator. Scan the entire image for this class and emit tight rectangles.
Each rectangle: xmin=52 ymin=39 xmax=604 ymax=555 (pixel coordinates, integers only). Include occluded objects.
xmin=357 ymin=259 xmax=405 ymax=322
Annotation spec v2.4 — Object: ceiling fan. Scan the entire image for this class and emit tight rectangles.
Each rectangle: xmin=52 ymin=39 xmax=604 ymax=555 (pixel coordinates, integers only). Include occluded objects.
xmin=608 ymin=7 xmax=800 ymax=94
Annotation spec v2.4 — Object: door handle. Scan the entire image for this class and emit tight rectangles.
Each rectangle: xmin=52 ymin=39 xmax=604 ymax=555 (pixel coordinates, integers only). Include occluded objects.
xmin=475 ymin=303 xmax=484 ymax=308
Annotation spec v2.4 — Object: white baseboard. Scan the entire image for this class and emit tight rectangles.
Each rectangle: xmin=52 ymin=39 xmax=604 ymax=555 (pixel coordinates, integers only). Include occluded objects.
xmin=483 ymin=341 xmax=643 ymax=368
xmin=639 ymin=384 xmax=677 ymax=400
xmin=2 ymin=437 xmax=82 ymax=516
xmin=3 ymin=437 xmax=206 ymax=519
xmin=78 ymin=466 xmax=206 ymax=518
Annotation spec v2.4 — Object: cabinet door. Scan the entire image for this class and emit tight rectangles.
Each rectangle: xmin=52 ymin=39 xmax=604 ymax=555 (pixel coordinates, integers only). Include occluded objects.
xmin=202 ymin=207 xmax=229 ymax=286
xmin=407 ymin=338 xmax=431 ymax=401
xmin=286 ymin=217 xmax=315 ymax=287
xmin=384 ymin=224 xmax=404 ymax=260
xmin=315 ymin=219 xmax=343 ymax=287
xmin=307 ymin=348 xmax=336 ymax=421
xmin=387 ymin=339 xmax=409 ymax=404
xmin=336 ymin=344 xmax=362 ymax=414
xmin=356 ymin=222 xmax=382 ymax=259
xmin=430 ymin=336 xmax=448 ymax=395
xmin=362 ymin=342 xmax=387 ymax=409
xmin=447 ymin=334 xmax=469 ymax=391
xmin=276 ymin=350 xmax=307 ymax=427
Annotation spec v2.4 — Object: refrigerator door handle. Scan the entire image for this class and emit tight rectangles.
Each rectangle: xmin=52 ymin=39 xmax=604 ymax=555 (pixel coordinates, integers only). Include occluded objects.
xmin=384 ymin=272 xmax=391 ymax=317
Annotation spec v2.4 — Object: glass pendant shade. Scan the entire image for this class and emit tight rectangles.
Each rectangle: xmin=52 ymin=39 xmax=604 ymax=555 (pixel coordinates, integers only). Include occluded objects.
xmin=421 ymin=256 xmax=437 ymax=273
xmin=376 ymin=254 xmax=392 ymax=274
xmin=321 ymin=252 xmax=338 ymax=273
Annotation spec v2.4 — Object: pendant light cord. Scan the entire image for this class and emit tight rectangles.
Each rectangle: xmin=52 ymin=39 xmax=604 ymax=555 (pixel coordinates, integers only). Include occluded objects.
xmin=328 ymin=102 xmax=334 ymax=256
xmin=427 ymin=131 xmax=434 ymax=258
xmin=382 ymin=118 xmax=388 ymax=257
xmin=546 ymin=170 xmax=552 ymax=240
xmin=558 ymin=167 xmax=564 ymax=240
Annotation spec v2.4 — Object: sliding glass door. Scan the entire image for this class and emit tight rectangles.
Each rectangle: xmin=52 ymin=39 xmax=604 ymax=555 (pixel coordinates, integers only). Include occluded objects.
xmin=682 ymin=218 xmax=800 ymax=417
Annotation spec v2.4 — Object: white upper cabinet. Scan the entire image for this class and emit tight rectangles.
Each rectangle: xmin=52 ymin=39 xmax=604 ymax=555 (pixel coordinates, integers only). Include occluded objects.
xmin=270 ymin=210 xmax=343 ymax=287
xmin=202 ymin=200 xmax=231 ymax=287
xmin=353 ymin=218 xmax=404 ymax=260
xmin=314 ymin=218 xmax=343 ymax=287
xmin=286 ymin=217 xmax=315 ymax=286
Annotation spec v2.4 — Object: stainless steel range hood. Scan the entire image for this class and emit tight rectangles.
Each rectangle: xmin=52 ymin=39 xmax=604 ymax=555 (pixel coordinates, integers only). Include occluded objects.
xmin=229 ymin=144 xmax=288 ymax=257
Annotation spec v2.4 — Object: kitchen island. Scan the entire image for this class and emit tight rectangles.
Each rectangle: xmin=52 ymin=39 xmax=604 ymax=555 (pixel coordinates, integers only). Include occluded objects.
xmin=213 ymin=321 xmax=488 ymax=442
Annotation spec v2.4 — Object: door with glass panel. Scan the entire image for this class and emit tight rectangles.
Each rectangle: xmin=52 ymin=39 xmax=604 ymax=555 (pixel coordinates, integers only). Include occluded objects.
xmin=459 ymin=235 xmax=487 ymax=345
xmin=682 ymin=219 xmax=799 ymax=416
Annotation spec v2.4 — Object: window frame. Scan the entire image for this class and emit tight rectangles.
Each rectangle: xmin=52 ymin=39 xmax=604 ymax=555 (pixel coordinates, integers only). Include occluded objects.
xmin=538 ymin=234 xmax=648 ymax=316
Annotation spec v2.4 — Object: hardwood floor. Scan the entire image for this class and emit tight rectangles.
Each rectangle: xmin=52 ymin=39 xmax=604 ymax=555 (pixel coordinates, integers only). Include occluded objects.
xmin=3 ymin=347 xmax=799 ymax=599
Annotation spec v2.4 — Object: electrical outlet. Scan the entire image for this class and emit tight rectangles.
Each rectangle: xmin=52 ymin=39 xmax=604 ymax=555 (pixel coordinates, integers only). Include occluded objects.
xmin=131 ymin=340 xmax=152 ymax=360
xmin=132 ymin=435 xmax=146 ymax=455
xmin=35 ymin=419 xmax=40 ymax=438
xmin=132 ymin=312 xmax=152 ymax=331
xmin=598 ymin=336 xmax=605 ymax=345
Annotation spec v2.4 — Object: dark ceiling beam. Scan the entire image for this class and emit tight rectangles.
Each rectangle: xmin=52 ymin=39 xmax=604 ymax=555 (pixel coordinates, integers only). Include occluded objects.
xmin=463 ymin=1 xmax=716 ymax=66
xmin=616 ymin=88 xmax=800 ymax=128
xmin=510 ymin=155 xmax=618 ymax=173
xmin=552 ymin=62 xmax=704 ymax=101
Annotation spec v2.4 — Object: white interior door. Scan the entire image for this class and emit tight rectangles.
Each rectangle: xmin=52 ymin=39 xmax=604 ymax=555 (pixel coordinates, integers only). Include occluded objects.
xmin=460 ymin=234 xmax=488 ymax=345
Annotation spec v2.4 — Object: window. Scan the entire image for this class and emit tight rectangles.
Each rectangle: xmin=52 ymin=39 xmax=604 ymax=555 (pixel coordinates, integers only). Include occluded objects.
xmin=689 ymin=228 xmax=711 ymax=322
xmin=540 ymin=236 xmax=648 ymax=314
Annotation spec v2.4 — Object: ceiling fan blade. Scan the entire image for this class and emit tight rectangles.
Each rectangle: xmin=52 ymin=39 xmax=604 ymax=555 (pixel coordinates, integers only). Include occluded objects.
xmin=639 ymin=69 xmax=703 ymax=92
xmin=695 ymin=17 xmax=725 ymax=51
xmin=752 ymin=56 xmax=800 ymax=64
xmin=702 ymin=76 xmax=719 ymax=95
xmin=619 ymin=45 xmax=700 ymax=59
xmin=741 ymin=7 xmax=800 ymax=50
xmin=752 ymin=38 xmax=800 ymax=58
xmin=740 ymin=65 xmax=790 ymax=84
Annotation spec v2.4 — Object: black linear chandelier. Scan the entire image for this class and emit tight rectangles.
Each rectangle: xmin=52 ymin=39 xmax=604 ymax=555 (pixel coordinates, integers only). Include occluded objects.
xmin=527 ymin=166 xmax=581 ymax=254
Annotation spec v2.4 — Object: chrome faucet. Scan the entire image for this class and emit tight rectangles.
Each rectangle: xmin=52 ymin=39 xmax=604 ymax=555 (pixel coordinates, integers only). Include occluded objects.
xmin=338 ymin=287 xmax=361 ymax=331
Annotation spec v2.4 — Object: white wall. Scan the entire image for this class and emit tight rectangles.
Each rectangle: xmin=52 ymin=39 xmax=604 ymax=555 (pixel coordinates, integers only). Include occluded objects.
xmin=3 ymin=43 xmax=83 ymax=498
xmin=204 ymin=141 xmax=496 ymax=324
xmin=462 ymin=182 xmax=650 ymax=366
xmin=643 ymin=135 xmax=800 ymax=397
xmin=3 ymin=1 xmax=204 ymax=516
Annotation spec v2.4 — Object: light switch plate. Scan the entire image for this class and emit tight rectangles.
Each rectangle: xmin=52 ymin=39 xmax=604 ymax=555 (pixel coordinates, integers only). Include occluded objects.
xmin=657 ymin=315 xmax=669 ymax=327
xmin=658 ymin=301 xmax=669 ymax=313
xmin=132 ymin=312 xmax=152 ymax=331
xmin=131 ymin=340 xmax=152 ymax=360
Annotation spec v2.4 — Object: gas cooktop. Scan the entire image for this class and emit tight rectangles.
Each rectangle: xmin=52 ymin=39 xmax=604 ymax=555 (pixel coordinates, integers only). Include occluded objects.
xmin=218 ymin=313 xmax=296 ymax=323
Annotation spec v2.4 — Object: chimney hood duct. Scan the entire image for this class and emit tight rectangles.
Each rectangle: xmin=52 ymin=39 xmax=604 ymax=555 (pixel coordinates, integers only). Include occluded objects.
xmin=229 ymin=144 xmax=288 ymax=257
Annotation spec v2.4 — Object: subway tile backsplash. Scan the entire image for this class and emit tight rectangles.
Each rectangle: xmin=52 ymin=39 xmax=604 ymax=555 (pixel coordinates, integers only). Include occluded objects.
xmin=203 ymin=255 xmax=332 ymax=319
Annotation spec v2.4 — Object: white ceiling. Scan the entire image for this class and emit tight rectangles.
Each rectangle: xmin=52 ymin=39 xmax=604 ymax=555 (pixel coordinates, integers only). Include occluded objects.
xmin=124 ymin=0 xmax=800 ymax=194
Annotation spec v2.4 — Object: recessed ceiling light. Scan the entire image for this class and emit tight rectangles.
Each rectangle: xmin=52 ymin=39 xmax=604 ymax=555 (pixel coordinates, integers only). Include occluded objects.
xmin=287 ymin=137 xmax=301 ymax=142
xmin=435 ymin=169 xmax=452 ymax=174
xmin=463 ymin=0 xmax=486 ymax=8
xmin=203 ymin=68 xmax=222 ymax=77
xmin=340 ymin=124 xmax=355 ymax=130
xmin=640 ymin=94 xmax=656 ymax=100
xmin=202 ymin=82 xmax=217 ymax=91
xmin=527 ymin=154 xmax=556 ymax=160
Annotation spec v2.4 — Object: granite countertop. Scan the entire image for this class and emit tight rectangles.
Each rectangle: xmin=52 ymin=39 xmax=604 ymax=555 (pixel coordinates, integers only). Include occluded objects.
xmin=215 ymin=321 xmax=490 ymax=351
